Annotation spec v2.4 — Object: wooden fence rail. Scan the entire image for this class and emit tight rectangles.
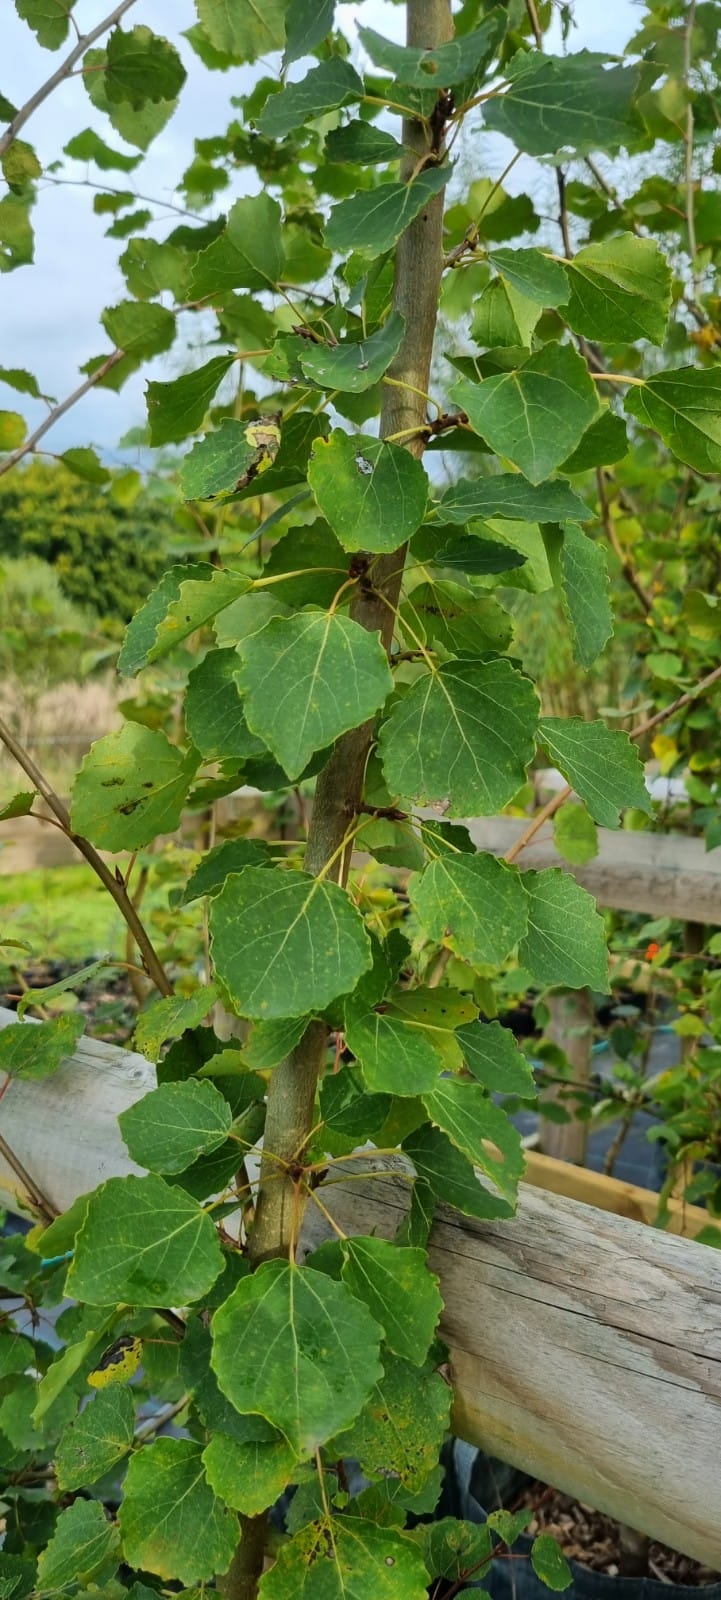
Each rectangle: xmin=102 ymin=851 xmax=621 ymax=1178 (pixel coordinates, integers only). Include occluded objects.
xmin=0 ymin=1010 xmax=719 ymax=1565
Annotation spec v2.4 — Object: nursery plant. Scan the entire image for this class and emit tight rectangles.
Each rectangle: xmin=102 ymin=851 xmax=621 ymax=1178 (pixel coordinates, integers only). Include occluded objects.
xmin=1 ymin=0 xmax=721 ymax=1595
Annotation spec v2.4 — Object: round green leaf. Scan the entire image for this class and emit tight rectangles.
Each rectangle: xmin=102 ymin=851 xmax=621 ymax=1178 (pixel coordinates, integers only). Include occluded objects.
xmin=36 ymin=1500 xmax=120 ymax=1594
xmin=308 ymin=429 xmax=428 ymax=552
xmin=452 ymin=343 xmax=599 ymax=485
xmin=341 ymin=1238 xmax=442 ymax=1365
xmin=71 ymin=725 xmax=198 ymax=852
xmin=67 ymin=1174 xmax=224 ymax=1306
xmin=539 ymin=717 xmax=652 ymax=827
xmin=55 ymin=1387 xmax=135 ymax=1492
xmin=422 ymin=1079 xmax=525 ymax=1203
xmin=210 ymin=866 xmax=372 ymax=1020
xmin=409 ymin=853 xmax=528 ymax=967
xmin=519 ymin=868 xmax=610 ymax=991
xmin=236 ymin=611 xmax=393 ymax=781
xmin=119 ymin=1080 xmax=232 ymax=1174
xmin=378 ymin=659 xmax=539 ymax=817
xmin=260 ymin=1515 xmax=430 ymax=1600
xmin=211 ymin=1259 xmax=383 ymax=1453
xmin=119 ymin=1437 xmax=238 ymax=1584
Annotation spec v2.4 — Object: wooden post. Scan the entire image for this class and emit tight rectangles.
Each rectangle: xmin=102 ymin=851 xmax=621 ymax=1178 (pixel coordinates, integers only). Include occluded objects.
xmin=538 ymin=987 xmax=594 ymax=1164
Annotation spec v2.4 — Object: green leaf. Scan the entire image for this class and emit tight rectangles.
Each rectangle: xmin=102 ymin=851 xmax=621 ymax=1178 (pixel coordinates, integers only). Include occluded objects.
xmin=519 ymin=868 xmax=609 ymax=991
xmin=71 ymin=724 xmax=197 ymax=851
xmin=186 ymin=649 xmax=267 ymax=762
xmin=472 ymin=275 xmax=541 ymax=350
xmin=0 ymin=411 xmax=26 ymax=449
xmin=67 ymin=1173 xmax=224 ymax=1306
xmin=308 ymin=429 xmax=428 ymax=552
xmin=180 ymin=418 xmax=269 ymax=499
xmin=189 ymin=194 xmax=284 ymax=298
xmin=559 ymin=523 xmax=613 ymax=668
xmin=531 ymin=1535 xmax=573 ymax=1591
xmin=452 ymin=344 xmax=599 ymax=484
xmin=0 ymin=366 xmax=44 ymax=398
xmin=559 ymin=409 xmax=628 ymax=473
xmin=0 ymin=193 xmax=34 ymax=272
xmin=325 ymin=121 xmax=403 ymax=165
xmin=181 ymin=837 xmax=272 ymax=905
xmin=284 ymin=0 xmax=334 ymax=64
xmin=259 ymin=1516 xmax=430 ymax=1600
xmin=564 ymin=234 xmax=671 ymax=345
xmin=409 ymin=854 xmax=527 ymax=967
xmin=488 ymin=247 xmax=569 ymax=306
xmin=236 ymin=611 xmax=393 ymax=781
xmin=118 ymin=562 xmax=209 ymax=674
xmin=211 ymin=867 xmax=371 ymax=1020
xmin=434 ymin=533 xmax=527 ymax=576
xmin=358 ymin=14 xmax=504 ymax=89
xmin=0 ymin=790 xmax=34 ymax=820
xmin=325 ymin=166 xmax=449 ymax=259
xmin=402 ymin=580 xmax=512 ymax=655
xmin=146 ymin=354 xmax=236 ymax=447
xmin=36 ymin=1501 xmax=119 ymax=1595
xmin=415 ymin=1517 xmax=493 ymax=1582
xmin=441 ymin=466 xmax=577 ymax=522
xmin=422 ymin=1079 xmax=525 ymax=1203
xmin=403 ymin=1124 xmax=514 ymax=1221
xmin=61 ymin=445 xmax=111 ymax=484
xmin=119 ymin=1438 xmax=238 ymax=1584
xmin=212 ymin=1260 xmax=382 ymax=1453
xmin=64 ymin=127 xmax=142 ymax=171
xmin=121 ymin=236 xmax=191 ymax=301
xmin=119 ymin=1080 xmax=231 ymax=1174
xmin=17 ymin=958 xmax=107 ymax=1018
xmin=0 ymin=1014 xmax=84 ymax=1081
xmin=340 ymin=1238 xmax=441 ymax=1365
xmin=83 ymin=45 xmax=178 ymax=150
xmin=378 ymin=659 xmax=538 ymax=817
xmin=299 ymin=312 xmax=405 ymax=393
xmin=484 ymin=50 xmax=638 ymax=155
xmin=457 ymin=1018 xmax=536 ymax=1096
xmin=258 ymin=60 xmax=363 ymax=138
xmin=101 ymin=299 xmax=175 ymax=357
xmin=625 ymin=367 xmax=721 ymax=473
xmin=195 ymin=0 xmax=286 ymax=61
xmin=539 ymin=717 xmax=652 ymax=826
xmin=554 ymin=801 xmax=598 ymax=866
xmin=345 ymin=994 xmax=442 ymax=1095
xmin=0 ymin=1330 xmax=35 ymax=1379
xmin=55 ymin=1387 xmax=135 ymax=1492
xmin=2 ymin=139 xmax=41 ymax=188
xmin=15 ymin=0 xmax=76 ymax=49
xmin=105 ymin=25 xmax=186 ymax=108
xmin=330 ymin=1350 xmax=450 ymax=1491
xmin=203 ymin=1425 xmax=298 ymax=1516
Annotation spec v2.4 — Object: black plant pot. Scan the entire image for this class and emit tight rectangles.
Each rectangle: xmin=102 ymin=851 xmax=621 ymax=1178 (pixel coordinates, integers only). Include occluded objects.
xmin=438 ymin=1443 xmax=721 ymax=1600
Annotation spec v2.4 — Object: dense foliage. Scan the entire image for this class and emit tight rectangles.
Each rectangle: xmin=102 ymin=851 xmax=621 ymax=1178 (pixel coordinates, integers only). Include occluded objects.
xmin=0 ymin=462 xmax=176 ymax=622
xmin=1 ymin=0 xmax=720 ymax=1595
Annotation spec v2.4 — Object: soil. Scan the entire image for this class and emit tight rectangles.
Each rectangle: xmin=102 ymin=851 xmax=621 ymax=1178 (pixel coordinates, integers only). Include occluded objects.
xmin=1 ymin=959 xmax=137 ymax=1044
xmin=515 ymin=1482 xmax=720 ymax=1586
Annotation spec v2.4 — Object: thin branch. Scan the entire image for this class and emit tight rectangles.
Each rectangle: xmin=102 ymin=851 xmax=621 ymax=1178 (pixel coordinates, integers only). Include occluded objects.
xmin=684 ymin=0 xmax=698 ymax=293
xmin=42 ymin=174 xmax=205 ymax=223
xmin=0 ymin=717 xmax=172 ymax=997
xmin=0 ymin=351 xmax=125 ymax=479
xmin=505 ymin=662 xmax=721 ymax=864
xmin=0 ymin=1130 xmax=58 ymax=1225
xmin=596 ymin=467 xmax=652 ymax=614
xmin=0 ymin=0 xmax=138 ymax=159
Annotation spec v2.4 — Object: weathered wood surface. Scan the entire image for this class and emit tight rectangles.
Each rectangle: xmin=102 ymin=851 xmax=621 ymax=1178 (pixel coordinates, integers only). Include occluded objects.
xmin=1 ymin=1010 xmax=720 ymax=1564
xmin=523 ymin=1149 xmax=711 ymax=1240
xmin=303 ymin=1174 xmax=721 ymax=1568
xmin=464 ymin=818 xmax=721 ymax=924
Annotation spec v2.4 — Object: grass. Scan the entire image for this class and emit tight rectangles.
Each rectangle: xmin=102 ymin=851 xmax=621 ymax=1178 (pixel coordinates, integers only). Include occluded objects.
xmin=0 ymin=865 xmax=128 ymax=969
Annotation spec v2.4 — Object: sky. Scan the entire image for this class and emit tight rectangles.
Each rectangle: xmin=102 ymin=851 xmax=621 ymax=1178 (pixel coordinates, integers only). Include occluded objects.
xmin=0 ymin=0 xmax=638 ymax=458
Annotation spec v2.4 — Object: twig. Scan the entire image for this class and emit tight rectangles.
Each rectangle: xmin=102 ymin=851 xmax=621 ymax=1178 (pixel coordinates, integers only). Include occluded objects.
xmin=0 ymin=351 xmax=125 ymax=478
xmin=505 ymin=662 xmax=721 ymax=864
xmin=0 ymin=716 xmax=172 ymax=997
xmin=0 ymin=1131 xmax=58 ymax=1224
xmin=134 ymin=1394 xmax=189 ymax=1441
xmin=596 ymin=468 xmax=652 ymax=614
xmin=684 ymin=0 xmax=698 ymax=293
xmin=0 ymin=0 xmax=138 ymax=158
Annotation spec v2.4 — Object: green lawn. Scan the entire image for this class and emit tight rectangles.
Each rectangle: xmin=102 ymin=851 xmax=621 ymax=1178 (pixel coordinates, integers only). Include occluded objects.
xmin=0 ymin=865 xmax=128 ymax=969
